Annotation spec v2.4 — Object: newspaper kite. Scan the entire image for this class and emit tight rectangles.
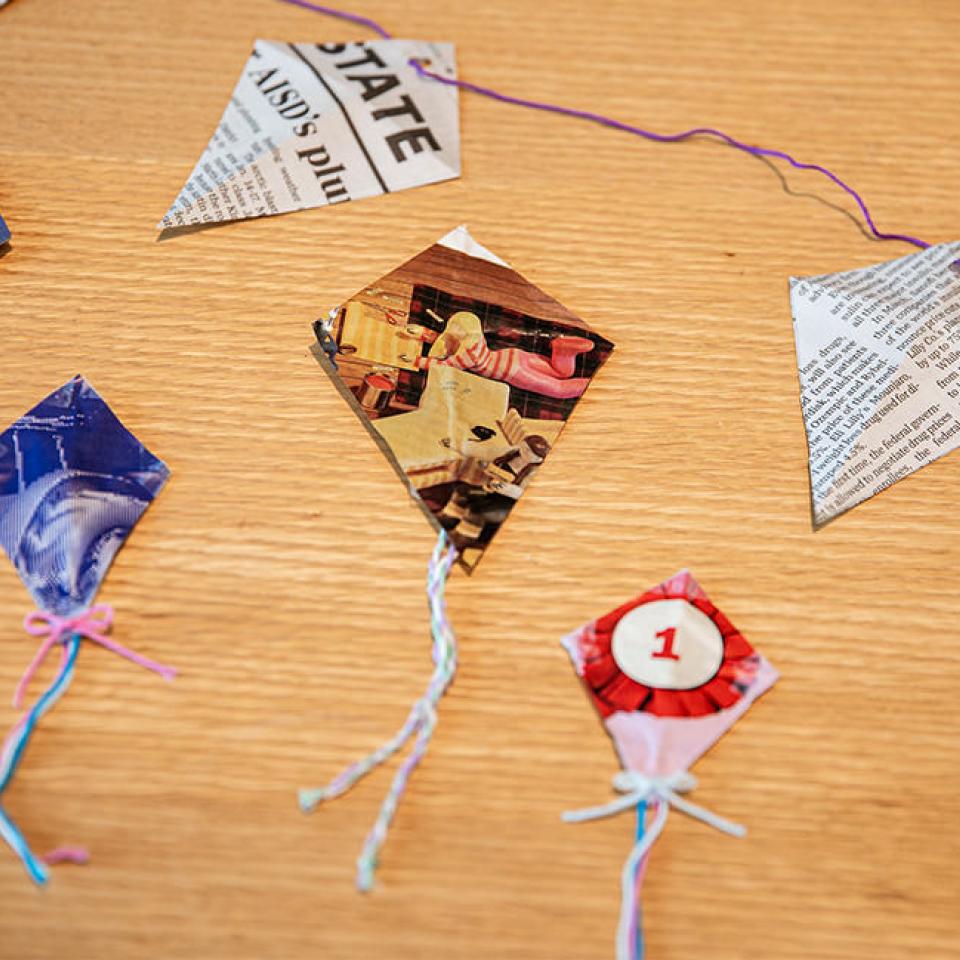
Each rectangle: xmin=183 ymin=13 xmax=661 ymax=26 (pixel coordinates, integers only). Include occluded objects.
xmin=792 ymin=240 xmax=960 ymax=526
xmin=301 ymin=225 xmax=614 ymax=889
xmin=0 ymin=376 xmax=174 ymax=884
xmin=562 ymin=570 xmax=777 ymax=959
xmin=158 ymin=39 xmax=460 ymax=230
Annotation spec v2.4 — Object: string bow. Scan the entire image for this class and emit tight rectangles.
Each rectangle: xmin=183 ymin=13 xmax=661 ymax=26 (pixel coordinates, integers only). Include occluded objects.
xmin=563 ymin=769 xmax=745 ymax=835
xmin=16 ymin=604 xmax=176 ymax=710
xmin=0 ymin=605 xmax=177 ymax=883
xmin=564 ymin=770 xmax=746 ymax=960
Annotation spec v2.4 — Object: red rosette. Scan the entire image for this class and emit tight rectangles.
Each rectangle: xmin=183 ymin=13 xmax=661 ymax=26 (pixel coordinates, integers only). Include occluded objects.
xmin=578 ymin=586 xmax=758 ymax=719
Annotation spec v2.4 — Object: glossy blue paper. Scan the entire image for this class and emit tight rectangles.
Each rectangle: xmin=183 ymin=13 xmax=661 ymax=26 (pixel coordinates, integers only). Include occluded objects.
xmin=0 ymin=376 xmax=168 ymax=616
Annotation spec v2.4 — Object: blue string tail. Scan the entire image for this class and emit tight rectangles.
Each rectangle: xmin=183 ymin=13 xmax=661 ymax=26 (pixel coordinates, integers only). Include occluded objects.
xmin=634 ymin=801 xmax=646 ymax=960
xmin=0 ymin=633 xmax=81 ymax=884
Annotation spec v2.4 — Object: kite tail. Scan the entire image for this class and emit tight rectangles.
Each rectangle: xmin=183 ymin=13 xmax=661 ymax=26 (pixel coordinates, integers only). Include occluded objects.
xmin=0 ymin=634 xmax=87 ymax=884
xmin=1 ymin=607 xmax=175 ymax=883
xmin=299 ymin=531 xmax=459 ymax=891
xmin=564 ymin=771 xmax=746 ymax=960
xmin=280 ymin=0 xmax=933 ymax=254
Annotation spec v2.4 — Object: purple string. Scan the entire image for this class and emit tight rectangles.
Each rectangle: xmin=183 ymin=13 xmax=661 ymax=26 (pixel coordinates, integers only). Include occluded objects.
xmin=280 ymin=0 xmax=391 ymax=38
xmin=278 ymin=0 xmax=932 ymax=252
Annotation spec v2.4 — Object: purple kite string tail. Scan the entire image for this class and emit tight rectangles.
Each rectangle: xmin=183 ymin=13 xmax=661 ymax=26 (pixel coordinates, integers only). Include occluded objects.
xmin=278 ymin=0 xmax=934 ymax=253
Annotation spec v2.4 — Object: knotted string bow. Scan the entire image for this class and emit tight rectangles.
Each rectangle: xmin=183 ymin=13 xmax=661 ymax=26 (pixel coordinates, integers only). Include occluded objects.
xmin=0 ymin=604 xmax=176 ymax=884
xmin=563 ymin=770 xmax=746 ymax=960
xmin=15 ymin=604 xmax=176 ymax=710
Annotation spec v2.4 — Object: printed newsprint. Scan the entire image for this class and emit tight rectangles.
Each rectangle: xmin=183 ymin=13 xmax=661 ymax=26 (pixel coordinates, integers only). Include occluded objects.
xmin=791 ymin=241 xmax=960 ymax=525
xmin=158 ymin=40 xmax=460 ymax=229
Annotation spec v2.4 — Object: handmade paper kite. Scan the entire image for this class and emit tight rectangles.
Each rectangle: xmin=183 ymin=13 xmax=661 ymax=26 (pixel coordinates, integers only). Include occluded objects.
xmin=0 ymin=376 xmax=173 ymax=884
xmin=562 ymin=570 xmax=776 ymax=959
xmin=792 ymin=240 xmax=960 ymax=526
xmin=158 ymin=39 xmax=459 ymax=230
xmin=301 ymin=225 xmax=613 ymax=888
xmin=311 ymin=225 xmax=614 ymax=571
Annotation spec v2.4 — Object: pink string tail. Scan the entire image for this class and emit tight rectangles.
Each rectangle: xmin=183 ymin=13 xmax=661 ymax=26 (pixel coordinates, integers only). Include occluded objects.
xmin=17 ymin=605 xmax=176 ymax=709
xmin=41 ymin=847 xmax=90 ymax=866
xmin=13 ymin=636 xmax=60 ymax=711
xmin=2 ymin=644 xmax=71 ymax=772
xmin=279 ymin=0 xmax=933 ymax=253
xmin=1 ymin=608 xmax=173 ymax=884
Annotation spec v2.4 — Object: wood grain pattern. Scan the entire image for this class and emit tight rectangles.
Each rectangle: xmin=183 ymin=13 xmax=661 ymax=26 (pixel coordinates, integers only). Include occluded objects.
xmin=1 ymin=1 xmax=959 ymax=957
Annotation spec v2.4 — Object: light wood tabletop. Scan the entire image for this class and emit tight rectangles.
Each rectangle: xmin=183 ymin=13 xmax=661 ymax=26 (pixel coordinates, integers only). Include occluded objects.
xmin=2 ymin=1 xmax=959 ymax=957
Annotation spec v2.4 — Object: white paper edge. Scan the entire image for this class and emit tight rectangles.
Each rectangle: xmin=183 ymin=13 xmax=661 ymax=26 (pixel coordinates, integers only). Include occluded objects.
xmin=437 ymin=224 xmax=509 ymax=267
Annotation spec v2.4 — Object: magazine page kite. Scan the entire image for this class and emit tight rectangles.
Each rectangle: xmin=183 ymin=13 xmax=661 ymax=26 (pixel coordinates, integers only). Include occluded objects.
xmin=312 ymin=225 xmax=615 ymax=571
xmin=562 ymin=570 xmax=777 ymax=959
xmin=158 ymin=39 xmax=459 ymax=230
xmin=0 ymin=376 xmax=174 ymax=885
xmin=791 ymin=240 xmax=960 ymax=526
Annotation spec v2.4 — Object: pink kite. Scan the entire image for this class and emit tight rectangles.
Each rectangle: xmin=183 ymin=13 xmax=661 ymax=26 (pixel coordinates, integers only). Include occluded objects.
xmin=562 ymin=570 xmax=777 ymax=959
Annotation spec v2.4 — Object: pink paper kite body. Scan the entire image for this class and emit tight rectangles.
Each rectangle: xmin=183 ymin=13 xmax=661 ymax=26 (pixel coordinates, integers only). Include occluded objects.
xmin=562 ymin=570 xmax=777 ymax=959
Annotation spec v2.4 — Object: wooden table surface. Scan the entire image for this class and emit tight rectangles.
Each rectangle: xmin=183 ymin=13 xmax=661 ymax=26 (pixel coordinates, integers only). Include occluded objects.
xmin=2 ymin=1 xmax=959 ymax=957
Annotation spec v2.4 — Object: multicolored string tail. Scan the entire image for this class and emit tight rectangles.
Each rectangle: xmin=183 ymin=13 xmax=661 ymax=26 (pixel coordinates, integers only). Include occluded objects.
xmin=279 ymin=0 xmax=932 ymax=252
xmin=299 ymin=531 xmax=459 ymax=892
xmin=0 ymin=605 xmax=176 ymax=884
xmin=0 ymin=636 xmax=81 ymax=884
xmin=563 ymin=770 xmax=745 ymax=960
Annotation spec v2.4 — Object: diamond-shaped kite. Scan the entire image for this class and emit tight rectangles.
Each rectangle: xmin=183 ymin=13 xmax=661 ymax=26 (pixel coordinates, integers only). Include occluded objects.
xmin=0 ymin=376 xmax=173 ymax=884
xmin=311 ymin=224 xmax=614 ymax=572
xmin=301 ymin=225 xmax=614 ymax=889
xmin=562 ymin=570 xmax=777 ymax=958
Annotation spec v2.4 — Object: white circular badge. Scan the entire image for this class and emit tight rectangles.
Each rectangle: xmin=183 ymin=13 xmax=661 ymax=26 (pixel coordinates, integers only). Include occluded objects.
xmin=611 ymin=599 xmax=724 ymax=690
